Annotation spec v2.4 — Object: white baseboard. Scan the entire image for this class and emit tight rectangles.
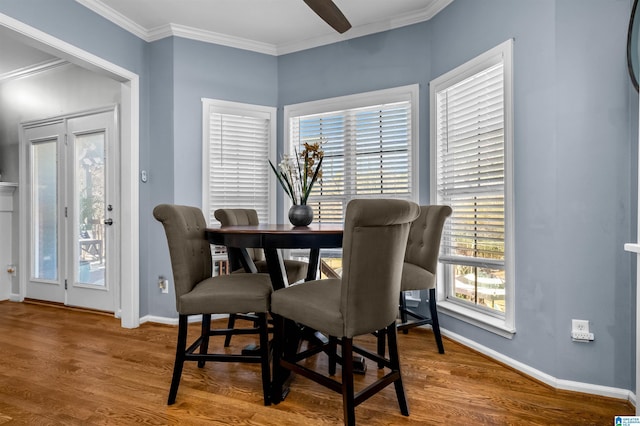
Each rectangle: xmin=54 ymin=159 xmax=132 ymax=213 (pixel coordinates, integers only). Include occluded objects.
xmin=9 ymin=293 xmax=22 ymax=302
xmin=442 ymin=328 xmax=636 ymax=407
xmin=139 ymin=313 xmax=228 ymax=326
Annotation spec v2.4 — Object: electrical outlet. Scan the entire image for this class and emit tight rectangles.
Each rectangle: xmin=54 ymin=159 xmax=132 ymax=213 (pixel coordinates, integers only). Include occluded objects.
xmin=158 ymin=276 xmax=169 ymax=294
xmin=571 ymin=319 xmax=594 ymax=342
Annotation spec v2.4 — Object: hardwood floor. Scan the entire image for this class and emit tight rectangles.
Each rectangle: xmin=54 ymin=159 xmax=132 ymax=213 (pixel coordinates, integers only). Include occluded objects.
xmin=0 ymin=301 xmax=633 ymax=425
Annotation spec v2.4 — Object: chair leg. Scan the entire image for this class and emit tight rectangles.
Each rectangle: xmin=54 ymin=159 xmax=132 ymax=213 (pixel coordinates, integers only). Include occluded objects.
xmin=271 ymin=314 xmax=285 ymax=404
xmin=328 ymin=336 xmax=338 ymax=376
xmin=341 ymin=337 xmax=356 ymax=426
xmin=376 ymin=328 xmax=386 ymax=369
xmin=168 ymin=314 xmax=188 ymax=405
xmin=386 ymin=323 xmax=409 ymax=416
xmin=198 ymin=314 xmax=211 ymax=368
xmin=428 ymin=288 xmax=445 ymax=354
xmin=224 ymin=314 xmax=236 ymax=347
xmin=257 ymin=312 xmax=271 ymax=406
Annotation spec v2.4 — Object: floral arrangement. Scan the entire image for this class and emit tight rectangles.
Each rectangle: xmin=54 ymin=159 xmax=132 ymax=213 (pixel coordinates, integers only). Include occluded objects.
xmin=269 ymin=142 xmax=324 ymax=206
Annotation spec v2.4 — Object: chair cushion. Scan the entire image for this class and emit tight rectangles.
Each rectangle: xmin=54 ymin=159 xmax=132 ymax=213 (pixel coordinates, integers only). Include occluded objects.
xmin=254 ymin=259 xmax=308 ymax=284
xmin=178 ymin=273 xmax=272 ymax=315
xmin=231 ymin=260 xmax=308 ymax=284
xmin=271 ymin=279 xmax=344 ymax=337
xmin=401 ymin=261 xmax=436 ymax=291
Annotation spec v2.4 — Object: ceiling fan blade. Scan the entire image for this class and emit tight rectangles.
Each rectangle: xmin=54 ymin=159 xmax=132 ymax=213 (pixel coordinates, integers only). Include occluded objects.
xmin=303 ymin=0 xmax=352 ymax=34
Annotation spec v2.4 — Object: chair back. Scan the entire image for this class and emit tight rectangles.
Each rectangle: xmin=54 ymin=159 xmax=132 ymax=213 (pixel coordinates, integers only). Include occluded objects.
xmin=340 ymin=199 xmax=419 ymax=337
xmin=404 ymin=205 xmax=452 ymax=274
xmin=153 ymin=204 xmax=213 ymax=305
xmin=214 ymin=209 xmax=265 ymax=262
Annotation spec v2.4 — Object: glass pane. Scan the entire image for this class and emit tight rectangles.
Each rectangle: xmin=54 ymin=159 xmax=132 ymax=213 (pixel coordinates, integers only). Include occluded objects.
xmin=32 ymin=141 xmax=57 ymax=281
xmin=76 ymin=132 xmax=106 ymax=286
xmin=453 ymin=265 xmax=505 ymax=313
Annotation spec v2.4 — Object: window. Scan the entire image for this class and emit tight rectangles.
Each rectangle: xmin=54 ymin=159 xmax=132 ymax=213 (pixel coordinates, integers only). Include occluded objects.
xmin=430 ymin=40 xmax=515 ymax=337
xmin=284 ymin=86 xmax=418 ymax=278
xmin=285 ymin=85 xmax=419 ymax=224
xmin=202 ymin=99 xmax=277 ymax=271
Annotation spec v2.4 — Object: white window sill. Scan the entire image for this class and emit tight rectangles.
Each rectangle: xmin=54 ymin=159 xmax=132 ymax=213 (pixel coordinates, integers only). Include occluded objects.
xmin=438 ymin=300 xmax=516 ymax=339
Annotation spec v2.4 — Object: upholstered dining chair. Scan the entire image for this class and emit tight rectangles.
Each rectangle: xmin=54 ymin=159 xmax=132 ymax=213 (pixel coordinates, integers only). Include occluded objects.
xmin=153 ymin=204 xmax=273 ymax=406
xmin=270 ymin=199 xmax=420 ymax=426
xmin=214 ymin=208 xmax=308 ymax=347
xmin=377 ymin=205 xmax=452 ymax=356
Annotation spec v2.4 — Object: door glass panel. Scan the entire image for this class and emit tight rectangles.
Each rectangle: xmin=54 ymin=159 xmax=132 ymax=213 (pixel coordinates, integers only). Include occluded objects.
xmin=32 ymin=141 xmax=58 ymax=281
xmin=76 ymin=132 xmax=106 ymax=286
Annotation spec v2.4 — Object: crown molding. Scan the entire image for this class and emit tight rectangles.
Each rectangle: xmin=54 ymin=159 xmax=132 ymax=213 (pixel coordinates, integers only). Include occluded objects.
xmin=75 ymin=0 xmax=149 ymax=40
xmin=75 ymin=0 xmax=453 ymax=56
xmin=0 ymin=58 xmax=68 ymax=82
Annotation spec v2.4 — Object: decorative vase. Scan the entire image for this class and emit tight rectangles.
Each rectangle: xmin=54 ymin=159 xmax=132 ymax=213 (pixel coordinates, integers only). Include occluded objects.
xmin=288 ymin=204 xmax=313 ymax=227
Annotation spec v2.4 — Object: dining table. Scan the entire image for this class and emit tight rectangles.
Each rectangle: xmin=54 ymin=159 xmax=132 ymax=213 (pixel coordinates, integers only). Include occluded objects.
xmin=205 ymin=223 xmax=344 ymax=289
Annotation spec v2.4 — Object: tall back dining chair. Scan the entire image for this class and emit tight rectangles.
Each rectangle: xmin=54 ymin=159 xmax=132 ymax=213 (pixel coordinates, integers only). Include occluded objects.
xmin=379 ymin=205 xmax=452 ymax=355
xmin=270 ymin=199 xmax=420 ymax=425
xmin=153 ymin=204 xmax=274 ymax=406
xmin=214 ymin=208 xmax=308 ymax=347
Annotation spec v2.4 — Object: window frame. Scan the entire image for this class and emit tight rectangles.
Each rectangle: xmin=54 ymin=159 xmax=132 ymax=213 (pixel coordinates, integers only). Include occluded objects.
xmin=201 ymin=98 xmax=277 ymax=224
xmin=283 ymin=84 xmax=420 ymax=221
xmin=429 ymin=40 xmax=515 ymax=338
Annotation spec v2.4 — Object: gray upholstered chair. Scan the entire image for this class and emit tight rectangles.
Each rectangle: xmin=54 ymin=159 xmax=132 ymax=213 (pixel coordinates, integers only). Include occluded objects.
xmin=214 ymin=208 xmax=308 ymax=346
xmin=270 ymin=199 xmax=420 ymax=426
xmin=378 ymin=205 xmax=452 ymax=356
xmin=153 ymin=204 xmax=273 ymax=406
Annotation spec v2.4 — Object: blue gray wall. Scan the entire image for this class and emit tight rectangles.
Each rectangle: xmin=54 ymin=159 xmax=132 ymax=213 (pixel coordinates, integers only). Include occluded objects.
xmin=0 ymin=0 xmax=636 ymax=392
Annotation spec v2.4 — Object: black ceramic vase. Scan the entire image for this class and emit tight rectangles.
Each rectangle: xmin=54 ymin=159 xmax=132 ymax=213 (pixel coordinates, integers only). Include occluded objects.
xmin=288 ymin=204 xmax=313 ymax=226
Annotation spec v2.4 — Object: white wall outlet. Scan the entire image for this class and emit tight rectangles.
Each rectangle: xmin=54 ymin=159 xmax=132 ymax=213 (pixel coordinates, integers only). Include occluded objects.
xmin=158 ymin=276 xmax=169 ymax=294
xmin=571 ymin=319 xmax=594 ymax=341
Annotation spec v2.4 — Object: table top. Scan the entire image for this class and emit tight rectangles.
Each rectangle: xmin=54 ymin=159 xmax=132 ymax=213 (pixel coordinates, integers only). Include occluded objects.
xmin=206 ymin=223 xmax=343 ymax=235
xmin=206 ymin=223 xmax=343 ymax=251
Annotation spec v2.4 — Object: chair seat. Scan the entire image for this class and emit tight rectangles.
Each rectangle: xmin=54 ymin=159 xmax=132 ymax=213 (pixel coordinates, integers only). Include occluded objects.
xmin=271 ymin=279 xmax=343 ymax=337
xmin=255 ymin=259 xmax=308 ymax=283
xmin=179 ymin=273 xmax=272 ymax=315
xmin=401 ymin=262 xmax=435 ymax=292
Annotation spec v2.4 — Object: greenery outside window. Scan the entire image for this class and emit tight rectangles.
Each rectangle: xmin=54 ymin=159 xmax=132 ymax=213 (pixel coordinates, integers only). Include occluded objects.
xmin=430 ymin=40 xmax=515 ymax=337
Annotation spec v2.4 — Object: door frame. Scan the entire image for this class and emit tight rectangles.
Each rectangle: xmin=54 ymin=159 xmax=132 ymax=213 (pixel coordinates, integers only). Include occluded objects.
xmin=1 ymin=12 xmax=140 ymax=328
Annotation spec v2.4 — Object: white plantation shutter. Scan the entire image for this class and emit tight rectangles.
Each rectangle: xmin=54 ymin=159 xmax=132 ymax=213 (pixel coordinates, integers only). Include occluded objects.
xmin=202 ymin=99 xmax=275 ymax=226
xmin=287 ymin=87 xmax=417 ymax=224
xmin=435 ymin=62 xmax=505 ymax=266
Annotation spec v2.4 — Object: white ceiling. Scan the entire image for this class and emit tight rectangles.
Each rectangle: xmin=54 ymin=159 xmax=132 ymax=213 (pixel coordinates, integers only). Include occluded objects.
xmin=76 ymin=0 xmax=453 ymax=55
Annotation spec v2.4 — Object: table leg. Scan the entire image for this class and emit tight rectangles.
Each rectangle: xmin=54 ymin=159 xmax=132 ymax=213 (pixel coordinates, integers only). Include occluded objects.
xmin=228 ymin=247 xmax=257 ymax=273
xmin=306 ymin=248 xmax=321 ymax=281
xmin=264 ymin=247 xmax=288 ymax=290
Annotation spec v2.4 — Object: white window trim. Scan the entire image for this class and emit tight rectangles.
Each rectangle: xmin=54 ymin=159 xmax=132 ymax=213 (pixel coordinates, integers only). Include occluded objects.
xmin=282 ymin=84 xmax=420 ymax=219
xmin=201 ymin=98 xmax=277 ymax=223
xmin=429 ymin=39 xmax=515 ymax=338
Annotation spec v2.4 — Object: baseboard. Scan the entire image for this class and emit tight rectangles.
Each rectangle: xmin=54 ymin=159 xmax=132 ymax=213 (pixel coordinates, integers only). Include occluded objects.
xmin=9 ymin=293 xmax=22 ymax=302
xmin=441 ymin=328 xmax=636 ymax=407
xmin=140 ymin=313 xmax=228 ymax=326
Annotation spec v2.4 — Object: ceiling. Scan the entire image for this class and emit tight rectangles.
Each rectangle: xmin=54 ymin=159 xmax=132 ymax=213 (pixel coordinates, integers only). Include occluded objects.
xmin=75 ymin=0 xmax=453 ymax=55
xmin=0 ymin=0 xmax=453 ymax=80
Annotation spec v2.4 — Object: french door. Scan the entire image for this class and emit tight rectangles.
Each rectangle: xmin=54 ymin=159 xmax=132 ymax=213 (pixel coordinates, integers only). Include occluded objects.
xmin=22 ymin=108 xmax=119 ymax=312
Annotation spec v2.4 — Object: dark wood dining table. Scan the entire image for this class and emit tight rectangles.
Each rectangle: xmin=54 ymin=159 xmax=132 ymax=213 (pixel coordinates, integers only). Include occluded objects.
xmin=205 ymin=223 xmax=344 ymax=288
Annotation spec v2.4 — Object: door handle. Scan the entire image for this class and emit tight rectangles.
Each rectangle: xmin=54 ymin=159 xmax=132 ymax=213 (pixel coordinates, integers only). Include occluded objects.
xmin=104 ymin=218 xmax=114 ymax=226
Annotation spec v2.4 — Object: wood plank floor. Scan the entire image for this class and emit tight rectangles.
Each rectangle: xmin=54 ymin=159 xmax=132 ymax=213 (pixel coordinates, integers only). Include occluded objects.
xmin=0 ymin=301 xmax=633 ymax=425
